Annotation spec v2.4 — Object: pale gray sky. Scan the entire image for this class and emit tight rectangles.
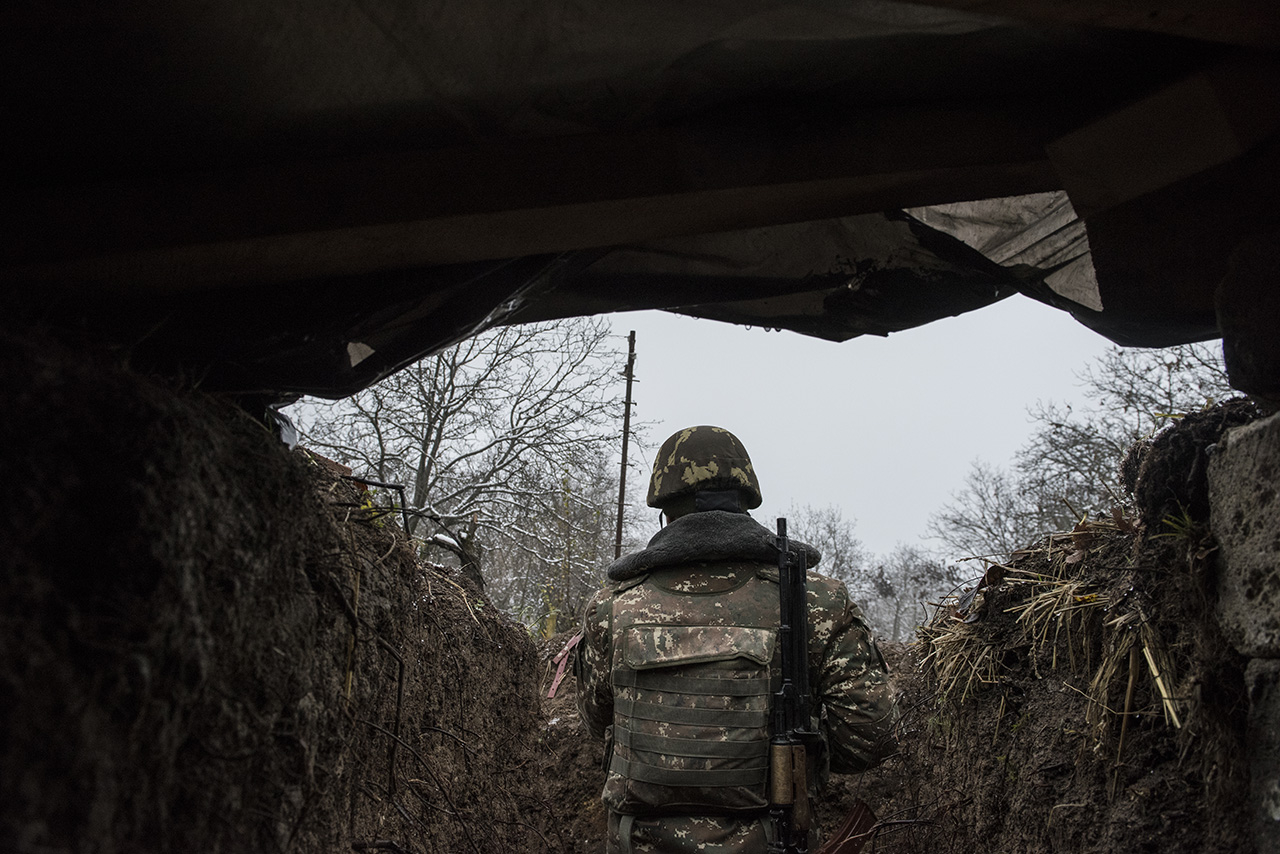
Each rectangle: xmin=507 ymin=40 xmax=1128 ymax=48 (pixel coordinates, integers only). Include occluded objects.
xmin=614 ymin=295 xmax=1119 ymax=558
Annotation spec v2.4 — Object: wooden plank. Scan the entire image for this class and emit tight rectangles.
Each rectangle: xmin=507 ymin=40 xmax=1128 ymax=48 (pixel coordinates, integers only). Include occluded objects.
xmin=895 ymin=0 xmax=1280 ymax=48
xmin=3 ymin=100 xmax=1068 ymax=293
xmin=1047 ymin=54 xmax=1280 ymax=217
xmin=3 ymin=162 xmax=1061 ymax=294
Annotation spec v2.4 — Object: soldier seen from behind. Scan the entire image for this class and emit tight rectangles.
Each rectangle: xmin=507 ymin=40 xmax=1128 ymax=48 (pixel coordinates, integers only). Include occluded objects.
xmin=576 ymin=426 xmax=898 ymax=853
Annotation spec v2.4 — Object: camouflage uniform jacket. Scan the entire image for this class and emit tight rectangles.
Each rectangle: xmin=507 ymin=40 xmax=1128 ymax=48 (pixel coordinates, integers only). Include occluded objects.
xmin=575 ymin=510 xmax=897 ymax=854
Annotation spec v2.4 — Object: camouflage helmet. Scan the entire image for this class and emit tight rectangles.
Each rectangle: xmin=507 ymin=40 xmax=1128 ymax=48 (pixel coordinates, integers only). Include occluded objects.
xmin=647 ymin=425 xmax=762 ymax=509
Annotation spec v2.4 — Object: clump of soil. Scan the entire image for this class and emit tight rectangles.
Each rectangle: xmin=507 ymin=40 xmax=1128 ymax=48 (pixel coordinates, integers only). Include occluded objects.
xmin=1121 ymin=398 xmax=1259 ymax=530
xmin=0 ymin=330 xmax=557 ymax=853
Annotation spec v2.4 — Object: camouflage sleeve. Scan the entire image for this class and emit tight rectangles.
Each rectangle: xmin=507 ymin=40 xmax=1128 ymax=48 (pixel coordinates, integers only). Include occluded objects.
xmin=574 ymin=586 xmax=614 ymax=740
xmin=808 ymin=578 xmax=899 ymax=774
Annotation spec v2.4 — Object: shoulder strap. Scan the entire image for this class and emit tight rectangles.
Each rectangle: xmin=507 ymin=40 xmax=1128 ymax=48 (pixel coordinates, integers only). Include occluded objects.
xmin=613 ymin=574 xmax=647 ymax=593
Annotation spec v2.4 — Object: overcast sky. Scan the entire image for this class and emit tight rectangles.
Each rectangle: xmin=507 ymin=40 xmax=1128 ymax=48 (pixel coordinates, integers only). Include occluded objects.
xmin=613 ymin=295 xmax=1120 ymax=559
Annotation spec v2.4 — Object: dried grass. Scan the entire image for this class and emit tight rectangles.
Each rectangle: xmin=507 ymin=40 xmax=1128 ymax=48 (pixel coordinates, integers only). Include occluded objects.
xmin=1003 ymin=571 xmax=1105 ymax=676
xmin=917 ymin=620 xmax=1001 ymax=705
xmin=894 ymin=405 xmax=1257 ymax=853
xmin=919 ymin=517 xmax=1186 ymax=750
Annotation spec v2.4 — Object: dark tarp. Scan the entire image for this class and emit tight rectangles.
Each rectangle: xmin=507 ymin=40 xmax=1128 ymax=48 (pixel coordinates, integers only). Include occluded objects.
xmin=5 ymin=1 xmax=1271 ymax=399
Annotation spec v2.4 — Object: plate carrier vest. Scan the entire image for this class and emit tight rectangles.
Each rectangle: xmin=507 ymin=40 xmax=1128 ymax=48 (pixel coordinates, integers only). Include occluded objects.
xmin=603 ymin=563 xmax=781 ymax=815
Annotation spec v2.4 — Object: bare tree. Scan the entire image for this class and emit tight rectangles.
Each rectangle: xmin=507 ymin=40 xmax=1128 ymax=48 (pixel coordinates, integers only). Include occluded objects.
xmin=483 ymin=452 xmax=632 ymax=633
xmin=786 ymin=503 xmax=870 ymax=592
xmin=866 ymin=545 xmax=961 ymax=642
xmin=927 ymin=460 xmax=1040 ymax=558
xmin=1079 ymin=342 xmax=1232 ymax=422
xmin=785 ymin=504 xmax=958 ymax=640
xmin=290 ymin=317 xmax=628 ymax=614
xmin=929 ymin=342 xmax=1233 ymax=558
xmin=1015 ymin=343 xmax=1232 ymax=526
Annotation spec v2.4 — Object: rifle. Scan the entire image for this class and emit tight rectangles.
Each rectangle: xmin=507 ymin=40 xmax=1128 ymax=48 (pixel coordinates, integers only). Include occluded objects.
xmin=770 ymin=517 xmax=818 ymax=853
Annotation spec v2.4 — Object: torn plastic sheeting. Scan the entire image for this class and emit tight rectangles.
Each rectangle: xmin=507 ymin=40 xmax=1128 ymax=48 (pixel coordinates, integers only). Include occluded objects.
xmin=908 ymin=192 xmax=1101 ymax=311
xmin=514 ymin=209 xmax=1022 ymax=341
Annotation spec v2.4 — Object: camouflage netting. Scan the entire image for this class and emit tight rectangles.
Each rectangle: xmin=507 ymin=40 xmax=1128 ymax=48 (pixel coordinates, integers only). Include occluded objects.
xmin=0 ymin=330 xmax=558 ymax=853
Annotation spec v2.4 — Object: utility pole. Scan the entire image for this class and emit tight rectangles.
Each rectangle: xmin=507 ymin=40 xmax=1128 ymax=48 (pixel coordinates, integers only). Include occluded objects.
xmin=614 ymin=331 xmax=637 ymax=560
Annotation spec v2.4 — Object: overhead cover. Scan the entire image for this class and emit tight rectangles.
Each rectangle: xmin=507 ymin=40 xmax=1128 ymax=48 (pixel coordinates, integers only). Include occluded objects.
xmin=4 ymin=1 xmax=1273 ymax=398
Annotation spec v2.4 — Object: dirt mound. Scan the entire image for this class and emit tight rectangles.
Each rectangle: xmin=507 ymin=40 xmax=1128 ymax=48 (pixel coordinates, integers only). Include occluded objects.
xmin=0 ymin=330 xmax=557 ymax=853
xmin=816 ymin=401 xmax=1259 ymax=853
xmin=1122 ymin=398 xmax=1259 ymax=530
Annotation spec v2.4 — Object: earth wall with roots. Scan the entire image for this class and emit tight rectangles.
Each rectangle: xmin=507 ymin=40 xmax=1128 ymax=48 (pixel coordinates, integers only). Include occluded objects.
xmin=0 ymin=330 xmax=562 ymax=853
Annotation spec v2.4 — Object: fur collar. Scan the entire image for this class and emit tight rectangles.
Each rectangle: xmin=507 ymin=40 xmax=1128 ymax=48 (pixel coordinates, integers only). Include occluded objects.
xmin=608 ymin=511 xmax=821 ymax=581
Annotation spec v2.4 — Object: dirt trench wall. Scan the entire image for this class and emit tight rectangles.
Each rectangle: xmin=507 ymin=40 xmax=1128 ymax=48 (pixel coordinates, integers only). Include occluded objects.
xmin=0 ymin=331 xmax=553 ymax=854
xmin=1209 ymin=410 xmax=1280 ymax=851
xmin=824 ymin=401 xmax=1263 ymax=854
